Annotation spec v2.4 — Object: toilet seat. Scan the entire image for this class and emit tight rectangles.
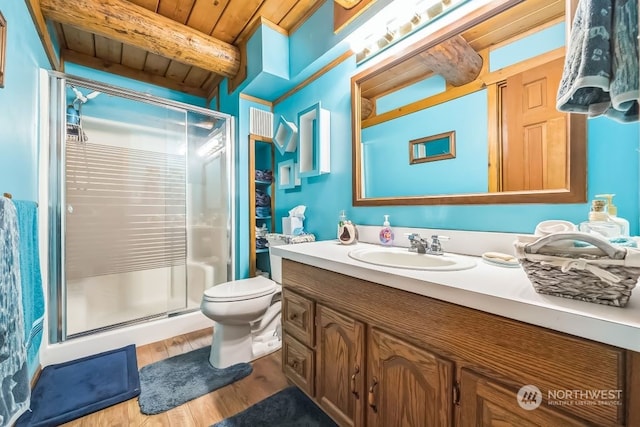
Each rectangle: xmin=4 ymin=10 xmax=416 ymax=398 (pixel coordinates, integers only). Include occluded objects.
xmin=203 ymin=276 xmax=277 ymax=302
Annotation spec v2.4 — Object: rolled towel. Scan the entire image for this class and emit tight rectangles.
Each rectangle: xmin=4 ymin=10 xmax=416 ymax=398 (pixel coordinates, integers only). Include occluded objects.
xmin=534 ymin=220 xmax=577 ymax=236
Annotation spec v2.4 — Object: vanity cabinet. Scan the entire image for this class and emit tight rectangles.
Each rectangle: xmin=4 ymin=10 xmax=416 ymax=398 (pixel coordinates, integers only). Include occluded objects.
xmin=458 ymin=370 xmax=588 ymax=427
xmin=368 ymin=328 xmax=453 ymax=427
xmin=281 ymin=259 xmax=636 ymax=427
xmin=316 ymin=305 xmax=365 ymax=427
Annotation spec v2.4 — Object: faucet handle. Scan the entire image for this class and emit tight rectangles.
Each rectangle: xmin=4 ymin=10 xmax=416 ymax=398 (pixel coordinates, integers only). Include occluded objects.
xmin=430 ymin=235 xmax=449 ymax=254
xmin=405 ymin=232 xmax=421 ymax=241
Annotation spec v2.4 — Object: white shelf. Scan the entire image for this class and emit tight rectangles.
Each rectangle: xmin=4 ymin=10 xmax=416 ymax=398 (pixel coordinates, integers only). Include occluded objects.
xmin=297 ymin=102 xmax=330 ymax=177
xmin=273 ymin=116 xmax=298 ymax=155
xmin=278 ymin=159 xmax=295 ymax=190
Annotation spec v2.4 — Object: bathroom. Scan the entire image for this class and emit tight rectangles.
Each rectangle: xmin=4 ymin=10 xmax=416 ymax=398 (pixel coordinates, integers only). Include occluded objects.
xmin=1 ymin=0 xmax=639 ymax=425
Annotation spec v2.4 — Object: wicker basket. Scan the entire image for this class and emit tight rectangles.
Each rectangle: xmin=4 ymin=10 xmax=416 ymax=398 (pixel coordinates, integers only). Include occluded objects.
xmin=514 ymin=232 xmax=640 ymax=307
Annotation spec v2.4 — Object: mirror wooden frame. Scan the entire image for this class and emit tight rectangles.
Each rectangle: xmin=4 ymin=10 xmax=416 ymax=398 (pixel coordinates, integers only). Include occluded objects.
xmin=351 ymin=0 xmax=586 ymax=206
xmin=0 ymin=12 xmax=6 ymax=88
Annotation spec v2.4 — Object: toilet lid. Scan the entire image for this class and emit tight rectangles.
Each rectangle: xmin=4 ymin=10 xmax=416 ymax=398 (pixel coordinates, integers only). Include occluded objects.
xmin=203 ymin=275 xmax=277 ymax=302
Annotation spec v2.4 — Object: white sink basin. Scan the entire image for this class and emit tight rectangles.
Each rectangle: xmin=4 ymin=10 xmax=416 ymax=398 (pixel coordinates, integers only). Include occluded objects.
xmin=348 ymin=247 xmax=476 ymax=271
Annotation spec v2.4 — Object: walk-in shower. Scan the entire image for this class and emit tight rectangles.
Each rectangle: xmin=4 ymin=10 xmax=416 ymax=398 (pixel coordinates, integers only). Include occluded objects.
xmin=44 ymin=73 xmax=234 ymax=343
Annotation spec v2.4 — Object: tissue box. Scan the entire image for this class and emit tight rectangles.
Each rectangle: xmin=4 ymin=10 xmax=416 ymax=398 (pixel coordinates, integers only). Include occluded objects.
xmin=282 ymin=217 xmax=304 ymax=235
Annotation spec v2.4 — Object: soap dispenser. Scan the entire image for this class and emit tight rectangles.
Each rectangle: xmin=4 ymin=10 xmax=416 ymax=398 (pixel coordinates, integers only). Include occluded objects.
xmin=579 ymin=199 xmax=623 ymax=238
xmin=337 ymin=210 xmax=347 ymax=240
xmin=379 ymin=214 xmax=394 ymax=246
xmin=595 ymin=194 xmax=629 ymax=236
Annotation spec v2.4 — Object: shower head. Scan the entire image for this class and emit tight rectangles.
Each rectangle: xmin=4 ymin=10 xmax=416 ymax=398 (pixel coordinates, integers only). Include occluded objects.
xmin=71 ymin=86 xmax=101 ymax=104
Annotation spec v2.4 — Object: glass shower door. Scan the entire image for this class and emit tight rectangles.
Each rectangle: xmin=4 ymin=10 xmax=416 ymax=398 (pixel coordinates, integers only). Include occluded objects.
xmin=183 ymin=111 xmax=231 ymax=311
xmin=63 ymin=83 xmax=189 ymax=336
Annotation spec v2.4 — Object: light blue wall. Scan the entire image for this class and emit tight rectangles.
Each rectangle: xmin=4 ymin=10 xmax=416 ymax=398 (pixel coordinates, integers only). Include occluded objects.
xmin=362 ymin=90 xmax=488 ymax=197
xmin=273 ymin=58 xmax=355 ymax=239
xmin=377 ymin=75 xmax=446 ymax=114
xmin=491 ymin=22 xmax=566 ymax=71
xmin=219 ymin=82 xmax=272 ymax=278
xmin=0 ymin=0 xmax=50 ymax=379
xmin=289 ymin=0 xmax=393 ymax=76
xmin=0 ymin=1 xmax=50 ymax=201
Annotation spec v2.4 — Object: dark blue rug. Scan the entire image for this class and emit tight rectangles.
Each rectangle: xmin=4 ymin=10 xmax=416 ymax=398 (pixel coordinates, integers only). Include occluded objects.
xmin=212 ymin=386 xmax=337 ymax=427
xmin=16 ymin=344 xmax=140 ymax=427
xmin=137 ymin=346 xmax=253 ymax=415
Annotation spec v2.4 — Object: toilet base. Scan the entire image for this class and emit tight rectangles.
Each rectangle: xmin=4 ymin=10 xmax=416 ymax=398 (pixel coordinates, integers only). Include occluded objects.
xmin=209 ymin=322 xmax=282 ymax=369
xmin=210 ymin=323 xmax=253 ymax=368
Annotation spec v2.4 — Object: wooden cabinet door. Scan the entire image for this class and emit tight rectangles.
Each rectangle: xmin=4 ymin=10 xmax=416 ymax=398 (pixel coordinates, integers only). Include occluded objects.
xmin=368 ymin=328 xmax=454 ymax=427
xmin=458 ymin=369 xmax=590 ymax=426
xmin=502 ymin=57 xmax=566 ymax=192
xmin=316 ymin=305 xmax=365 ymax=427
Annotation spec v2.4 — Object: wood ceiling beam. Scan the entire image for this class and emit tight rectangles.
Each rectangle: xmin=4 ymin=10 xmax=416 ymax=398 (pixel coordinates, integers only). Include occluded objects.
xmin=335 ymin=0 xmax=364 ymax=10
xmin=40 ymin=0 xmax=240 ymax=78
xmin=62 ymin=49 xmax=208 ymax=98
xmin=418 ymin=35 xmax=483 ymax=87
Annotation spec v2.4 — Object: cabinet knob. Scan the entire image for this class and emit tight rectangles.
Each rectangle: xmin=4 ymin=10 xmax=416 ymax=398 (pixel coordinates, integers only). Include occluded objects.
xmin=368 ymin=378 xmax=378 ymax=413
xmin=289 ymin=360 xmax=299 ymax=370
xmin=289 ymin=313 xmax=298 ymax=321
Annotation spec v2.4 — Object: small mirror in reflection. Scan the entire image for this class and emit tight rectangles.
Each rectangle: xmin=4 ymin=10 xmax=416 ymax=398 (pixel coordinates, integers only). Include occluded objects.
xmin=409 ymin=131 xmax=456 ymax=164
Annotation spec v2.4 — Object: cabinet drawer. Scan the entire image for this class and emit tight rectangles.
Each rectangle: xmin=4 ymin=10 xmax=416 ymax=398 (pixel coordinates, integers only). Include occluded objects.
xmin=283 ymin=334 xmax=315 ymax=396
xmin=283 ymin=289 xmax=315 ymax=347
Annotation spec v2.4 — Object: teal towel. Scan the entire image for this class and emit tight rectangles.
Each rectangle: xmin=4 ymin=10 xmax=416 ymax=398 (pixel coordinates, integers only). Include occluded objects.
xmin=0 ymin=197 xmax=30 ymax=425
xmin=13 ymin=200 xmax=44 ymax=378
xmin=557 ymin=0 xmax=639 ymax=122
xmin=574 ymin=236 xmax=637 ymax=248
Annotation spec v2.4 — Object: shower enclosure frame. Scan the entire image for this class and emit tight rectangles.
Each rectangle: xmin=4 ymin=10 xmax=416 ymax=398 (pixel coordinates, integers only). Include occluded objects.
xmin=45 ymin=71 xmax=236 ymax=344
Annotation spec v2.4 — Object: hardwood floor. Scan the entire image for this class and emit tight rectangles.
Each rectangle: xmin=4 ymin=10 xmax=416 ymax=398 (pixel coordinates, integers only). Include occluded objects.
xmin=61 ymin=327 xmax=290 ymax=426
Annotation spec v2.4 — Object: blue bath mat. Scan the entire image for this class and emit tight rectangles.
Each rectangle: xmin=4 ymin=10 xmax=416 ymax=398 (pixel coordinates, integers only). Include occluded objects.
xmin=212 ymin=386 xmax=337 ymax=427
xmin=138 ymin=346 xmax=253 ymax=414
xmin=16 ymin=344 xmax=140 ymax=426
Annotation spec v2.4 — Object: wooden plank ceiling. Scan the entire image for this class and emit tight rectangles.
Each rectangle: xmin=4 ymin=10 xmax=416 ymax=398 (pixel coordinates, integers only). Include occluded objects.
xmin=44 ymin=0 xmax=324 ymax=98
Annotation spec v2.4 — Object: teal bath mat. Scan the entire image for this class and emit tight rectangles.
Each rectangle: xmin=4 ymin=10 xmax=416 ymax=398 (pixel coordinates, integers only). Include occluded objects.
xmin=137 ymin=346 xmax=252 ymax=414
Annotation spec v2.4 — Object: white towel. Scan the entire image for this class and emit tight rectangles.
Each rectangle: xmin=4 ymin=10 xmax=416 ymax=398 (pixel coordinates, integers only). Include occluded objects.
xmin=557 ymin=0 xmax=639 ymax=123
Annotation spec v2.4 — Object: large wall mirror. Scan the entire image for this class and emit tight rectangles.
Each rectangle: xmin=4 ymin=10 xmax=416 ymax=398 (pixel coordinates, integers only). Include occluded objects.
xmin=351 ymin=0 xmax=587 ymax=206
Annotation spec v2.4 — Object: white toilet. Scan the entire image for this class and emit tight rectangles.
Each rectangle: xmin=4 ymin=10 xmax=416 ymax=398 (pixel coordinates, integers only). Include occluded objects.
xmin=200 ymin=239 xmax=285 ymax=368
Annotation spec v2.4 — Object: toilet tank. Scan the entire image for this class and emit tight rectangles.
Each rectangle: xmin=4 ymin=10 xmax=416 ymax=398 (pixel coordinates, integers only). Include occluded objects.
xmin=266 ymin=236 xmax=285 ymax=284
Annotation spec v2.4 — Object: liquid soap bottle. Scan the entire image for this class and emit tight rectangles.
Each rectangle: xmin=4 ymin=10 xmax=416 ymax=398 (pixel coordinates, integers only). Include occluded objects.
xmin=579 ymin=199 xmax=623 ymax=238
xmin=337 ymin=210 xmax=347 ymax=240
xmin=595 ymin=194 xmax=630 ymax=236
xmin=379 ymin=214 xmax=394 ymax=246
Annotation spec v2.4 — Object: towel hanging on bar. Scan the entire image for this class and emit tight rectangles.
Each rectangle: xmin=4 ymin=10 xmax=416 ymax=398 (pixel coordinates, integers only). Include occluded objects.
xmin=556 ymin=0 xmax=639 ymax=123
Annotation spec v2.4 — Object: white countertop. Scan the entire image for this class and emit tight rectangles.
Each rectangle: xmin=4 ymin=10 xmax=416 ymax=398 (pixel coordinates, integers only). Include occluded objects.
xmin=271 ymin=240 xmax=640 ymax=352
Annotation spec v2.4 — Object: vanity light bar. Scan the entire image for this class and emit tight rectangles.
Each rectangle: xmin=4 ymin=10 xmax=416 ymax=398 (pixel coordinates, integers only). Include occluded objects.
xmin=349 ymin=0 xmax=466 ymax=62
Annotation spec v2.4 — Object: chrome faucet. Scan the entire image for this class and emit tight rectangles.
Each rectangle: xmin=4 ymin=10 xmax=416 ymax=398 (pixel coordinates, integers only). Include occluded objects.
xmin=407 ymin=233 xmax=448 ymax=255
